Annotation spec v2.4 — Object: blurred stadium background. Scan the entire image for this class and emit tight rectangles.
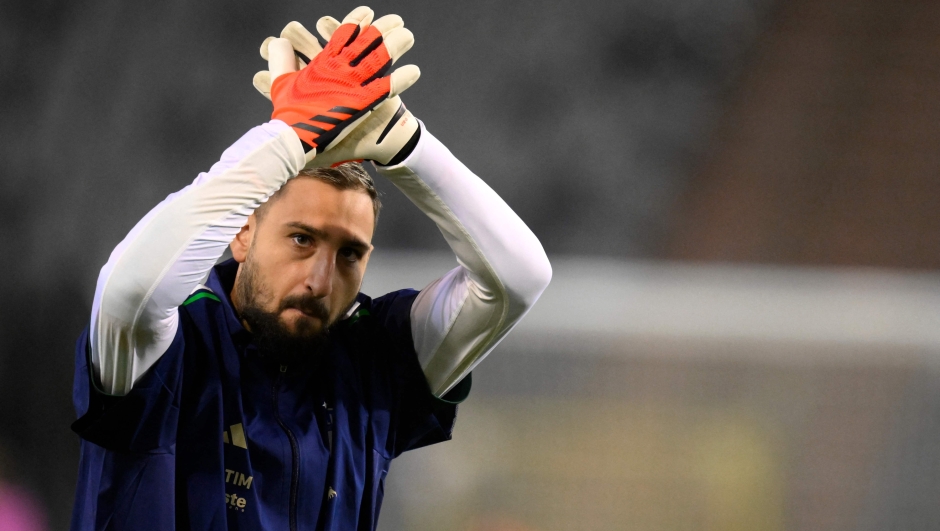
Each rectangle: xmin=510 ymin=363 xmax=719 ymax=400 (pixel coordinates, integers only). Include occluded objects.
xmin=3 ymin=0 xmax=940 ymax=529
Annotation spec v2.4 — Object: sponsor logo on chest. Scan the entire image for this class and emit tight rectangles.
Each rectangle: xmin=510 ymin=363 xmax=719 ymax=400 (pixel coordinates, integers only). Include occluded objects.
xmin=223 ymin=423 xmax=253 ymax=512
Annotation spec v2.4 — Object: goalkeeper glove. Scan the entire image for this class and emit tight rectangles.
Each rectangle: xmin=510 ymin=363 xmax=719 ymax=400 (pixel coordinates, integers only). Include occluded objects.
xmin=256 ymin=8 xmax=421 ymax=167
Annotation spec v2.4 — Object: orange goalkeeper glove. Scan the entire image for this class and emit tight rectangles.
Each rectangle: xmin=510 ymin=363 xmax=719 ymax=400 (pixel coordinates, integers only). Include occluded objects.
xmin=266 ymin=6 xmax=419 ymax=162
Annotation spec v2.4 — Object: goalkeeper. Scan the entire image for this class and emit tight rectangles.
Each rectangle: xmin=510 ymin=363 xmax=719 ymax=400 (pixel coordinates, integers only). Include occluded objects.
xmin=69 ymin=6 xmax=551 ymax=531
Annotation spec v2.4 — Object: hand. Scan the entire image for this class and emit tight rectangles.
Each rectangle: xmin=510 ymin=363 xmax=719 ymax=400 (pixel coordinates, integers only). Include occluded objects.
xmin=255 ymin=8 xmax=421 ymax=166
xmin=262 ymin=7 xmax=419 ymax=163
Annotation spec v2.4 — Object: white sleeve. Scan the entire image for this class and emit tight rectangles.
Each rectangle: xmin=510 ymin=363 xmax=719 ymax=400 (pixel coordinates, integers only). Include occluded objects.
xmin=375 ymin=123 xmax=552 ymax=396
xmin=90 ymin=120 xmax=306 ymax=395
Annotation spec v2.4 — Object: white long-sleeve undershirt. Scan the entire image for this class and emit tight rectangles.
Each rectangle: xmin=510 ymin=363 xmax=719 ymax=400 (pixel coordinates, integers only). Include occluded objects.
xmin=377 ymin=123 xmax=551 ymax=395
xmin=91 ymin=119 xmax=551 ymax=397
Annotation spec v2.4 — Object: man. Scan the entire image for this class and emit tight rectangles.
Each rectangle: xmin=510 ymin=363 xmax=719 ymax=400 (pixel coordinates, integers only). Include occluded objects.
xmin=70 ymin=7 xmax=551 ymax=530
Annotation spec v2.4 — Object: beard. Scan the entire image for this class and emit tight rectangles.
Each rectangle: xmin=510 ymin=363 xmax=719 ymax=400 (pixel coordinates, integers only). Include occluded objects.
xmin=233 ymin=253 xmax=339 ymax=366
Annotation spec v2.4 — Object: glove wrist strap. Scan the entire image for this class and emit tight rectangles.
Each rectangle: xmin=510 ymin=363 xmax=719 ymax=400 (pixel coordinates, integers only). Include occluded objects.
xmin=379 ymin=127 xmax=421 ymax=167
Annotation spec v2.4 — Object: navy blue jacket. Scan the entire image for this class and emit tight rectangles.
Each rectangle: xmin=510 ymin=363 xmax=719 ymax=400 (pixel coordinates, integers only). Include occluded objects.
xmin=70 ymin=259 xmax=471 ymax=530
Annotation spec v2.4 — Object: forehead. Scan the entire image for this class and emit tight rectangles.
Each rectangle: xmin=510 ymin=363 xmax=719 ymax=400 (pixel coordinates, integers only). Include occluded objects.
xmin=263 ymin=178 xmax=375 ymax=242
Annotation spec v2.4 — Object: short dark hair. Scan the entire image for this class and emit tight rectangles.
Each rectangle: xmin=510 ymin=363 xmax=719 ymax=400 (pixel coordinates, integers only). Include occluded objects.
xmin=255 ymin=162 xmax=382 ymax=227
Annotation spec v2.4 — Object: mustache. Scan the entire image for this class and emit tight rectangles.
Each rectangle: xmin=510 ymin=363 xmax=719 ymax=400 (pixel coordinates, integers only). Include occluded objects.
xmin=279 ymin=294 xmax=330 ymax=321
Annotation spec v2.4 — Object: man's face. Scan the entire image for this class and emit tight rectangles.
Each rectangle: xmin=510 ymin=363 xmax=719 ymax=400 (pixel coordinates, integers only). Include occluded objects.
xmin=230 ymin=178 xmax=375 ymax=357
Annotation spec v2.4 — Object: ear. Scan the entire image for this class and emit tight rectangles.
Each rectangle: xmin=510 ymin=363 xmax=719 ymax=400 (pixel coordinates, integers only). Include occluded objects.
xmin=230 ymin=214 xmax=256 ymax=263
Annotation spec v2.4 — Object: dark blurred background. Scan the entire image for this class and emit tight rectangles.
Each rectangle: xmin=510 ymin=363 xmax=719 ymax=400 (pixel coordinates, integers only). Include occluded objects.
xmin=5 ymin=0 xmax=940 ymax=529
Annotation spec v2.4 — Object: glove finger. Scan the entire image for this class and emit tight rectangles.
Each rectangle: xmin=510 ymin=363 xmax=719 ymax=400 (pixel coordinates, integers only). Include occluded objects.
xmin=341 ymin=6 xmax=374 ymax=28
xmin=268 ymin=38 xmax=298 ymax=80
xmin=321 ymin=7 xmax=372 ymax=58
xmin=343 ymin=25 xmax=388 ymax=63
xmin=372 ymin=14 xmax=403 ymax=36
xmin=253 ymin=71 xmax=272 ymax=100
xmin=383 ymin=27 xmax=414 ymax=64
xmin=280 ymin=21 xmax=323 ymax=64
xmin=260 ymin=36 xmax=275 ymax=60
xmin=388 ymin=64 xmax=420 ymax=98
xmin=316 ymin=16 xmax=341 ymax=41
xmin=261 ymin=35 xmax=308 ymax=70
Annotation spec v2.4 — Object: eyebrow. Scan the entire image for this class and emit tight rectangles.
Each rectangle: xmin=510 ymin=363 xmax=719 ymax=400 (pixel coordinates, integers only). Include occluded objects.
xmin=285 ymin=221 xmax=372 ymax=252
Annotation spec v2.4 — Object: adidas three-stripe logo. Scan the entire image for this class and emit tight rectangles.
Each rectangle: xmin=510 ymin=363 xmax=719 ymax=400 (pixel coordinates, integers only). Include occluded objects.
xmin=223 ymin=423 xmax=248 ymax=450
xmin=291 ymin=106 xmax=361 ymax=154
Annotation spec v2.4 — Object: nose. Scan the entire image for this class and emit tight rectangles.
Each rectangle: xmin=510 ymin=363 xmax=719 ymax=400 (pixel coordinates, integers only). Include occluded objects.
xmin=304 ymin=251 xmax=335 ymax=298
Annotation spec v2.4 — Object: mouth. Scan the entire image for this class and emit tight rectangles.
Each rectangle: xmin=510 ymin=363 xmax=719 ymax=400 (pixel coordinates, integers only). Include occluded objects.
xmin=283 ymin=307 xmax=326 ymax=321
xmin=285 ymin=307 xmax=316 ymax=317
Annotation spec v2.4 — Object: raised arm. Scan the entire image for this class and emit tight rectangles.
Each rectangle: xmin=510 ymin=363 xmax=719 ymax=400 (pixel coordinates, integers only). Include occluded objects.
xmin=258 ymin=16 xmax=550 ymax=397
xmin=92 ymin=9 xmax=417 ymax=395
xmin=377 ymin=125 xmax=552 ymax=396
xmin=91 ymin=122 xmax=305 ymax=395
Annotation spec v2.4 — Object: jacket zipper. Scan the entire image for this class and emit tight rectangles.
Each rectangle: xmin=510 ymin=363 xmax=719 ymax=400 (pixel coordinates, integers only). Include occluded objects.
xmin=273 ymin=364 xmax=300 ymax=531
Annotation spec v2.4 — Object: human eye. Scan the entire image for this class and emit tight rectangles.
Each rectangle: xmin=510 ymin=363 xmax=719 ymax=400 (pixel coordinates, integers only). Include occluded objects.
xmin=339 ymin=247 xmax=362 ymax=264
xmin=290 ymin=234 xmax=312 ymax=247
